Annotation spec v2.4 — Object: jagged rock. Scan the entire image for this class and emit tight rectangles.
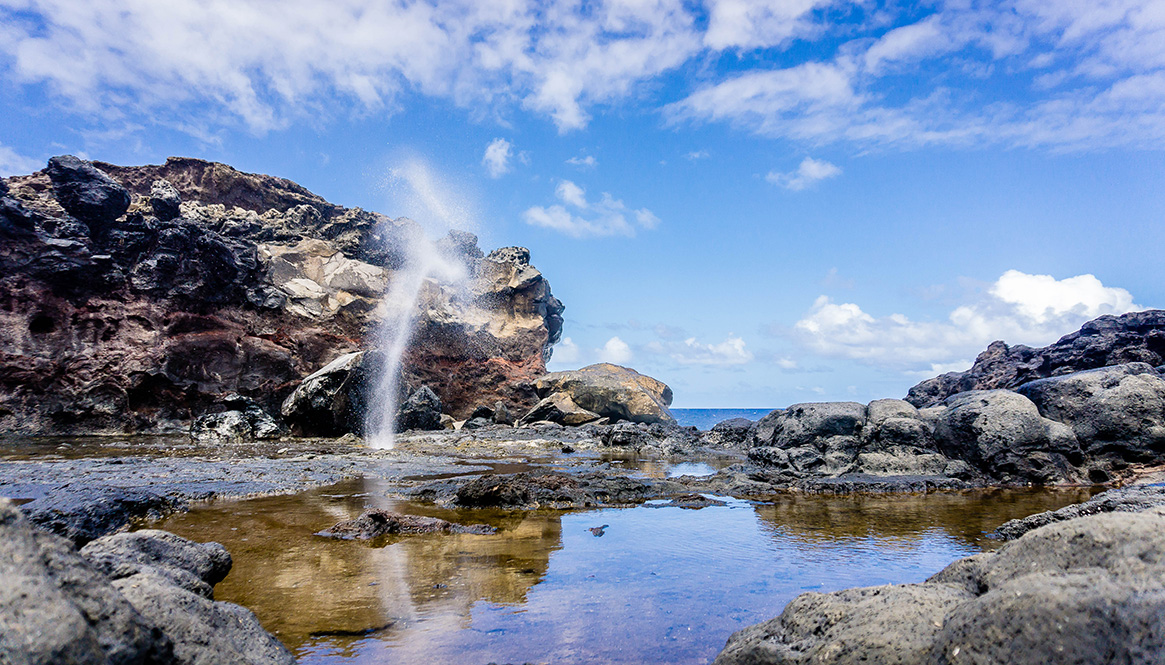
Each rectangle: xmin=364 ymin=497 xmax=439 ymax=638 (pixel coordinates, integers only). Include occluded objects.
xmin=396 ymin=385 xmax=443 ymax=432
xmin=462 ymin=416 xmax=494 ymax=430
xmin=1016 ymin=363 xmax=1165 ymax=464
xmin=1 ymin=156 xmax=563 ymax=434
xmin=492 ymin=400 xmax=513 ymax=425
xmin=519 ymin=392 xmax=602 ymax=426
xmin=0 ymin=498 xmax=175 ymax=665
xmin=701 ymin=417 xmax=755 ymax=449
xmin=534 ymin=363 xmax=675 ymax=425
xmin=279 ymin=351 xmax=384 ymax=436
xmin=715 ymin=511 xmax=1165 ymax=665
xmin=414 ymin=470 xmax=678 ymax=510
xmin=932 ymin=390 xmax=1082 ymax=483
xmin=149 ymin=179 xmax=181 ymax=221
xmin=906 ymin=310 xmax=1165 ymax=407
xmin=470 ymin=404 xmax=495 ymax=420
xmin=45 ymin=155 xmax=131 ymax=229
xmin=81 ymin=531 xmax=232 ymax=599
xmin=190 ymin=403 xmax=284 ymax=443
xmin=315 ymin=509 xmax=495 ymax=540
xmin=22 ymin=488 xmax=181 ymax=548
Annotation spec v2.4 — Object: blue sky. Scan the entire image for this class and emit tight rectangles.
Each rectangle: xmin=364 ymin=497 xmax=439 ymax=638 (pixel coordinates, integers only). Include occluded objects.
xmin=2 ymin=0 xmax=1164 ymax=407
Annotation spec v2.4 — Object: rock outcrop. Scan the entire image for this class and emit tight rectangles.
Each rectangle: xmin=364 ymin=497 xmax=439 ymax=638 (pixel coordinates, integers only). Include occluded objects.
xmin=315 ymin=509 xmax=495 ymax=540
xmin=531 ymin=363 xmax=675 ymax=425
xmin=713 ymin=509 xmax=1165 ymax=665
xmin=0 ymin=156 xmax=563 ymax=434
xmin=906 ymin=309 xmax=1165 ymax=408
xmin=0 ymin=498 xmax=295 ymax=665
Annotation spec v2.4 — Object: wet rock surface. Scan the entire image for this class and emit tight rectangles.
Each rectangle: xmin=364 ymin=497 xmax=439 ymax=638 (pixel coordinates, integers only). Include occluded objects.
xmin=0 ymin=497 xmax=295 ymax=665
xmin=316 ymin=508 xmax=496 ymax=540
xmin=23 ymin=487 xmax=181 ymax=547
xmin=994 ymin=483 xmax=1165 ymax=540
xmin=412 ymin=469 xmax=689 ymax=510
xmin=714 ymin=509 xmax=1165 ymax=665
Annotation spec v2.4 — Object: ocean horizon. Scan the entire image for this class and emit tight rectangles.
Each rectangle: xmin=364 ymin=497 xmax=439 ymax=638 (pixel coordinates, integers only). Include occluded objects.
xmin=670 ymin=408 xmax=776 ymax=431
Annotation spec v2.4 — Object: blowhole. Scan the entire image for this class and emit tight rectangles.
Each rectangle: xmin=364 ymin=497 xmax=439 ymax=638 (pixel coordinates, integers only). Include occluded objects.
xmin=29 ymin=315 xmax=56 ymax=334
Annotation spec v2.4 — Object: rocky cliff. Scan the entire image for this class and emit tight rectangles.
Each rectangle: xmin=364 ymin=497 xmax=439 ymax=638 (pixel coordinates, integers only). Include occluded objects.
xmin=0 ymin=156 xmax=562 ymax=434
xmin=905 ymin=310 xmax=1165 ymax=407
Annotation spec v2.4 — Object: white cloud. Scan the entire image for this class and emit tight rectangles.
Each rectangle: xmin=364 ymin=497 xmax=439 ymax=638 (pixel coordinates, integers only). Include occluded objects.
xmin=522 ymin=179 xmax=660 ymax=238
xmin=552 ymin=336 xmax=580 ymax=364
xmin=766 ymin=157 xmax=842 ymax=190
xmin=704 ymin=0 xmax=835 ymax=50
xmin=646 ymin=335 xmax=755 ymax=366
xmin=598 ymin=336 xmax=633 ymax=364
xmin=685 ymin=150 xmax=709 ymax=160
xmin=566 ymin=154 xmax=597 ymax=168
xmin=4 ymin=1 xmax=1165 ymax=149
xmin=482 ymin=138 xmax=512 ymax=178
xmin=792 ymin=270 xmax=1142 ymax=370
xmin=0 ymin=143 xmax=41 ymax=176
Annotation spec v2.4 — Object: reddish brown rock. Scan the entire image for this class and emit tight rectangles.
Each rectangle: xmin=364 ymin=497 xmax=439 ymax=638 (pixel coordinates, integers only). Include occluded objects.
xmin=0 ymin=156 xmax=562 ymax=435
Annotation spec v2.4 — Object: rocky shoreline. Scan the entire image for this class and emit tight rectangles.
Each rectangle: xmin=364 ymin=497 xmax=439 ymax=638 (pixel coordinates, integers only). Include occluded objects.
xmin=4 ymin=156 xmax=1165 ymax=663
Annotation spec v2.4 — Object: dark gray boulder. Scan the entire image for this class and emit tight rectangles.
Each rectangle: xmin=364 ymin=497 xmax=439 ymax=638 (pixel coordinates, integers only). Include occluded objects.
xmin=396 ymin=385 xmax=443 ymax=431
xmin=81 ymin=530 xmax=232 ymax=599
xmin=932 ymin=390 xmax=1082 ymax=483
xmin=149 ymin=179 xmax=182 ymax=221
xmin=112 ymin=571 xmax=296 ymax=665
xmin=1016 ymin=363 xmax=1165 ymax=463
xmin=190 ymin=404 xmax=284 ymax=443
xmin=0 ymin=498 xmax=175 ymax=665
xmin=280 ymin=351 xmax=383 ymax=436
xmin=701 ymin=417 xmax=755 ymax=449
xmin=23 ymin=487 xmax=181 ymax=548
xmin=46 ymin=155 xmax=131 ymax=229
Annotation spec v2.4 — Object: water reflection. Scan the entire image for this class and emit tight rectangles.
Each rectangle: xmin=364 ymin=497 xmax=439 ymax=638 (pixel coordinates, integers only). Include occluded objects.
xmin=150 ymin=481 xmax=1092 ymax=665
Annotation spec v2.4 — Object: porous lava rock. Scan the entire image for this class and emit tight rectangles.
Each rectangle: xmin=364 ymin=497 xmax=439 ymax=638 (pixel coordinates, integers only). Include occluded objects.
xmin=906 ymin=309 xmax=1165 ymax=408
xmin=0 ymin=156 xmax=564 ymax=434
xmin=713 ymin=510 xmax=1165 ymax=665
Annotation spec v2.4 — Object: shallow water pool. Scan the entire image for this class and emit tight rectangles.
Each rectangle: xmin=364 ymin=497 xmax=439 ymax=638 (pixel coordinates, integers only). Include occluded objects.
xmin=150 ymin=480 xmax=1093 ymax=665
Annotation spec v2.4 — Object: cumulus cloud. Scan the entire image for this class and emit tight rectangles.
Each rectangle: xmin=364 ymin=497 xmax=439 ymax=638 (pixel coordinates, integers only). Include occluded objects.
xmin=792 ymin=270 xmax=1142 ymax=370
xmin=645 ymin=335 xmax=755 ymax=366
xmin=0 ymin=143 xmax=41 ymax=176
xmin=704 ymin=0 xmax=835 ymax=50
xmin=551 ymin=336 xmax=580 ymax=364
xmin=482 ymin=138 xmax=512 ymax=178
xmin=566 ymin=154 xmax=597 ymax=168
xmin=522 ymin=179 xmax=660 ymax=238
xmin=685 ymin=150 xmax=710 ymax=160
xmin=598 ymin=336 xmax=633 ymax=364
xmin=766 ymin=157 xmax=842 ymax=190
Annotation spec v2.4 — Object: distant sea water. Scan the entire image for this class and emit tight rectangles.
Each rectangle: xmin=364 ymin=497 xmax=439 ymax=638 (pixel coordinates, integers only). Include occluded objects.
xmin=670 ymin=408 xmax=777 ymax=431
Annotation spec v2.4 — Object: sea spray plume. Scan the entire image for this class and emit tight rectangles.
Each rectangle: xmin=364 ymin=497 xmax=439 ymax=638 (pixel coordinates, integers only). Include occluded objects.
xmin=364 ymin=158 xmax=477 ymax=449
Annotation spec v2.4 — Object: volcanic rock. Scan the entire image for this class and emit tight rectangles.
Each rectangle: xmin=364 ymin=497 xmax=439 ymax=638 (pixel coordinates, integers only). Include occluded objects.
xmin=518 ymin=392 xmax=602 ymax=426
xmin=534 ymin=363 xmax=675 ymax=425
xmin=396 ymin=385 xmax=443 ymax=432
xmin=22 ymin=487 xmax=181 ymax=548
xmin=906 ymin=310 xmax=1165 ymax=407
xmin=713 ymin=510 xmax=1165 ymax=665
xmin=315 ymin=509 xmax=495 ymax=540
xmin=0 ymin=156 xmax=563 ymax=434
xmin=415 ymin=470 xmax=677 ymax=510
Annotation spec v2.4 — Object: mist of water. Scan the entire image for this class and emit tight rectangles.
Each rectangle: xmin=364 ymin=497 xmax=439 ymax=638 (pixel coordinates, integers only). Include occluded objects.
xmin=364 ymin=157 xmax=475 ymax=449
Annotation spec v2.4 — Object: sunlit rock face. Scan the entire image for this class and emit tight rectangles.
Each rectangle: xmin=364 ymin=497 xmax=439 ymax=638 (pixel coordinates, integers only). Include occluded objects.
xmin=0 ymin=156 xmax=562 ymax=433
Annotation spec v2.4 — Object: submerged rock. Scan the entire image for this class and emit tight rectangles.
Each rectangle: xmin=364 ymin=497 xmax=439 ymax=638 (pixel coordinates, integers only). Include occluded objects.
xmin=315 ymin=509 xmax=495 ymax=540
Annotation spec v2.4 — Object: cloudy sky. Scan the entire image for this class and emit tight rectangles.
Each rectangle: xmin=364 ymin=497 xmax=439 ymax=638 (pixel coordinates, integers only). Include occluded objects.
xmin=2 ymin=0 xmax=1163 ymax=407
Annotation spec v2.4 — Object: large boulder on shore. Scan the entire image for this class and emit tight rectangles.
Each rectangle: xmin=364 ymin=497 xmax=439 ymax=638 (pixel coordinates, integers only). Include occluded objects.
xmin=1016 ymin=363 xmax=1165 ymax=464
xmin=533 ymin=363 xmax=675 ymax=425
xmin=906 ymin=309 xmax=1165 ymax=408
xmin=713 ymin=510 xmax=1165 ymax=665
xmin=280 ymin=351 xmax=381 ymax=436
xmin=0 ymin=156 xmax=564 ymax=434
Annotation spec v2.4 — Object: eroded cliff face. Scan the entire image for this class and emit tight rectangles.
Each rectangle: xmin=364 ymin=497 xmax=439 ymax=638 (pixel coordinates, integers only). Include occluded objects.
xmin=0 ymin=156 xmax=562 ymax=433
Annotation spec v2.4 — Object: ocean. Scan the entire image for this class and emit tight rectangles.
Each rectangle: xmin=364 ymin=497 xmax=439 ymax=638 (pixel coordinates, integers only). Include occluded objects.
xmin=670 ymin=408 xmax=776 ymax=431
